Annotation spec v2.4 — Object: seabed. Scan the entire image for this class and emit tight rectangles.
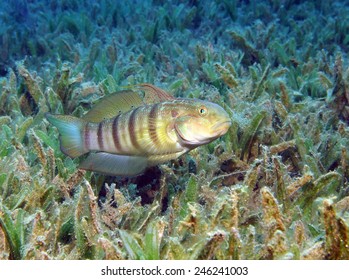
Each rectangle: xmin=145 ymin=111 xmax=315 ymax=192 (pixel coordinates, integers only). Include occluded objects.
xmin=0 ymin=0 xmax=349 ymax=260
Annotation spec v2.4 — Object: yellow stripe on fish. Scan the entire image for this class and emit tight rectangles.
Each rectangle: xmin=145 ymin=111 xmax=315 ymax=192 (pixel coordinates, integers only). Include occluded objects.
xmin=45 ymin=84 xmax=231 ymax=176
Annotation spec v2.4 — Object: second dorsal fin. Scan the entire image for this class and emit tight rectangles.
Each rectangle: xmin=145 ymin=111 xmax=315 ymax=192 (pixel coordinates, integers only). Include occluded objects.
xmin=135 ymin=83 xmax=175 ymax=103
xmin=82 ymin=90 xmax=144 ymax=122
xmin=82 ymin=84 xmax=174 ymax=123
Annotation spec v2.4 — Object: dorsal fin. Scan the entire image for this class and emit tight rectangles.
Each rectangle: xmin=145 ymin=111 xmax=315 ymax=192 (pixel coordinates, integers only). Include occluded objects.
xmin=82 ymin=84 xmax=174 ymax=123
xmin=82 ymin=90 xmax=144 ymax=122
xmin=135 ymin=83 xmax=175 ymax=103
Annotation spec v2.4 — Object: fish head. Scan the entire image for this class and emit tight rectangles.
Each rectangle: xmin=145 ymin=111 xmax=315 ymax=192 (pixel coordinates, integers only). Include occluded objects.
xmin=174 ymin=99 xmax=231 ymax=146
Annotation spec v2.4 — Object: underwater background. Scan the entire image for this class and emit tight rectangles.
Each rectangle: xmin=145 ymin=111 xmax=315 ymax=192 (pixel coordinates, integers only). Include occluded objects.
xmin=0 ymin=0 xmax=349 ymax=260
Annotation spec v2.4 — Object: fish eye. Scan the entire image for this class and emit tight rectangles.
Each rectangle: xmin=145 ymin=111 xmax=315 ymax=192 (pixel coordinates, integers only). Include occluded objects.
xmin=198 ymin=106 xmax=207 ymax=115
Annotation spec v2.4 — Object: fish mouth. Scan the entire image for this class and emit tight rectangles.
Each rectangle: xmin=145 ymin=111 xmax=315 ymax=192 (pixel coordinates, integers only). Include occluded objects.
xmin=212 ymin=120 xmax=231 ymax=136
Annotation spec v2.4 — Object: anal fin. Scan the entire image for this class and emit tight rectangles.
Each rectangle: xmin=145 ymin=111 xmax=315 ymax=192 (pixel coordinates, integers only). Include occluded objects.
xmin=79 ymin=152 xmax=148 ymax=176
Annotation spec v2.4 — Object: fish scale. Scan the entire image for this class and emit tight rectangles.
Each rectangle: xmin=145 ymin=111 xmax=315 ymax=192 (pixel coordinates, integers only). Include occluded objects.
xmin=84 ymin=103 xmax=179 ymax=156
xmin=45 ymin=84 xmax=231 ymax=176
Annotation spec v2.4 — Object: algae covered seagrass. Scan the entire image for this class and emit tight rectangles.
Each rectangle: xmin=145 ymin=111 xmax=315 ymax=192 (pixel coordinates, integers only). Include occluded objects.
xmin=0 ymin=0 xmax=349 ymax=259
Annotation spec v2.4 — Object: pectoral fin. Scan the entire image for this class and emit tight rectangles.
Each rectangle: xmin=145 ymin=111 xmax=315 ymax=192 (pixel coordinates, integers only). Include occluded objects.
xmin=79 ymin=152 xmax=148 ymax=176
xmin=147 ymin=151 xmax=187 ymax=166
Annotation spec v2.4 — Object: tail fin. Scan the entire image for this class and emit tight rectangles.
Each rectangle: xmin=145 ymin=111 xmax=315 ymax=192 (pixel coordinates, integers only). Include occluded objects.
xmin=45 ymin=113 xmax=88 ymax=158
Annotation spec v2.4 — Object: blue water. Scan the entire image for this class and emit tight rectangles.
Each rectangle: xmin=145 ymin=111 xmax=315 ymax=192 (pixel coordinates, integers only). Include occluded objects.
xmin=1 ymin=0 xmax=348 ymax=75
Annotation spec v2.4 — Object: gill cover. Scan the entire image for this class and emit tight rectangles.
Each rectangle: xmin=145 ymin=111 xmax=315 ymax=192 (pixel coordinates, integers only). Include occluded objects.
xmin=175 ymin=116 xmax=213 ymax=145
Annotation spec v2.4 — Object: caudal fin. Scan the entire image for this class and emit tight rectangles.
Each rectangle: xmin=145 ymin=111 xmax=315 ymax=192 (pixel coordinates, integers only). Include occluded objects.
xmin=45 ymin=113 xmax=88 ymax=158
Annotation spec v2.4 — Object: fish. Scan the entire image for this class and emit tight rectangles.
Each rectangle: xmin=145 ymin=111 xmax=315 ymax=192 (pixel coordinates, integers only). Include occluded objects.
xmin=45 ymin=84 xmax=231 ymax=176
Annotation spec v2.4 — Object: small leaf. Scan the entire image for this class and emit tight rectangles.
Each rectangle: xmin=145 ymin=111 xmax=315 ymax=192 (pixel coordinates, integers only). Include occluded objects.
xmin=119 ymin=230 xmax=145 ymax=260
xmin=0 ymin=173 xmax=7 ymax=190
xmin=144 ymin=219 xmax=164 ymax=260
xmin=34 ymin=129 xmax=58 ymax=152
xmin=0 ymin=205 xmax=23 ymax=259
xmin=180 ymin=175 xmax=198 ymax=218
xmin=240 ymin=110 xmax=267 ymax=160
xmin=16 ymin=117 xmax=33 ymax=142
xmin=298 ymin=172 xmax=341 ymax=209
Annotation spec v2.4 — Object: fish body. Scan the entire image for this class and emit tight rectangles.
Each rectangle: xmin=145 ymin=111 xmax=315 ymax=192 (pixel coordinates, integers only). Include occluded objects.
xmin=46 ymin=84 xmax=231 ymax=176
